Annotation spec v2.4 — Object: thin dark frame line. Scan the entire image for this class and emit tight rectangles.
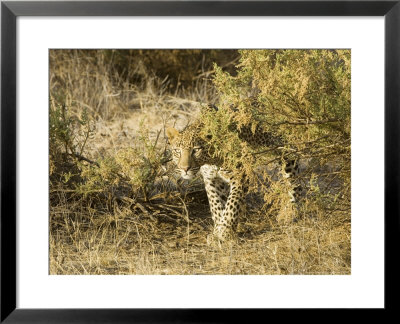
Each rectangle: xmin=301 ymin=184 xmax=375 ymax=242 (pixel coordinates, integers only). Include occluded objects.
xmin=1 ymin=1 xmax=398 ymax=16
xmin=1 ymin=1 xmax=399 ymax=323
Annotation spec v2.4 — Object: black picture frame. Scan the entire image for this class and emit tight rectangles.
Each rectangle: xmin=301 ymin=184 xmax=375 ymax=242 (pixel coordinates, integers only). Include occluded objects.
xmin=1 ymin=0 xmax=398 ymax=322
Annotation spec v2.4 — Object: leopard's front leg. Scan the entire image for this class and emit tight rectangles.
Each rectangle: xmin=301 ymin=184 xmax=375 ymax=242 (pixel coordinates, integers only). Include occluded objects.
xmin=200 ymin=165 xmax=228 ymax=223
xmin=201 ymin=165 xmax=245 ymax=242
xmin=282 ymin=158 xmax=302 ymax=203
xmin=213 ymin=172 xmax=246 ymax=242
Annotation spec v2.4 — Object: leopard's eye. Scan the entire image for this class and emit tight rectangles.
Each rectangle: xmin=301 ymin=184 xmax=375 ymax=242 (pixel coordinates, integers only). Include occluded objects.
xmin=173 ymin=149 xmax=181 ymax=155
xmin=192 ymin=147 xmax=202 ymax=154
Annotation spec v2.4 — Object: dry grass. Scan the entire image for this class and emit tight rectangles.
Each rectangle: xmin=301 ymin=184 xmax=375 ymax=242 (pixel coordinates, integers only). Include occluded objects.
xmin=50 ymin=187 xmax=350 ymax=275
xmin=49 ymin=50 xmax=351 ymax=275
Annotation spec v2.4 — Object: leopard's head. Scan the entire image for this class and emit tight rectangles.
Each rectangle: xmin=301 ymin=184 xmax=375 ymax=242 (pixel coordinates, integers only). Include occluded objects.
xmin=166 ymin=126 xmax=209 ymax=180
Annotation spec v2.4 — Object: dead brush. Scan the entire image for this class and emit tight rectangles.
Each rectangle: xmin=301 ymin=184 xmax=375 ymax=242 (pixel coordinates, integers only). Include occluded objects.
xmin=49 ymin=49 xmax=234 ymax=121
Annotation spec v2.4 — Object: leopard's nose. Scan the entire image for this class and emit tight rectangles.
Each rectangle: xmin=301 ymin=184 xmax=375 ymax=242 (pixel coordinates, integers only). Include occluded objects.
xmin=181 ymin=166 xmax=190 ymax=172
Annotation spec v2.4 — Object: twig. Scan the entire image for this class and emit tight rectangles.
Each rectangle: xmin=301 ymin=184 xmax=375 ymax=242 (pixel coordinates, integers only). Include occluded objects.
xmin=193 ymin=56 xmax=240 ymax=79
xmin=69 ymin=153 xmax=99 ymax=167
xmin=272 ymin=118 xmax=340 ymax=126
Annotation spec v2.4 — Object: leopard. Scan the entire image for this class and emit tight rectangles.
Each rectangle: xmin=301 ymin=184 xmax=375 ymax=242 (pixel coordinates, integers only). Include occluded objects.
xmin=166 ymin=106 xmax=301 ymax=242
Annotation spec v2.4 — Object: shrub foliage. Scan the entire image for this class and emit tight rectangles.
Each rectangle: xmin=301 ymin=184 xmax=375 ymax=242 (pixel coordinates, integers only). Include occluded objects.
xmin=199 ymin=49 xmax=351 ymax=217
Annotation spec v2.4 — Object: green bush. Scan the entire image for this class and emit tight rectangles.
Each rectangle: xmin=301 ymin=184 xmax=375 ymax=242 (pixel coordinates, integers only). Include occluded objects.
xmin=49 ymin=99 xmax=95 ymax=183
xmin=49 ymin=99 xmax=165 ymax=202
xmin=199 ymin=49 xmax=351 ymax=217
xmin=76 ymin=123 xmax=165 ymax=201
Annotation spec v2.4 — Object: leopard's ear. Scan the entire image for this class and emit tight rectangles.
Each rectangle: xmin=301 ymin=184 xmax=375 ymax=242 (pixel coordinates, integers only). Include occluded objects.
xmin=166 ymin=127 xmax=180 ymax=141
